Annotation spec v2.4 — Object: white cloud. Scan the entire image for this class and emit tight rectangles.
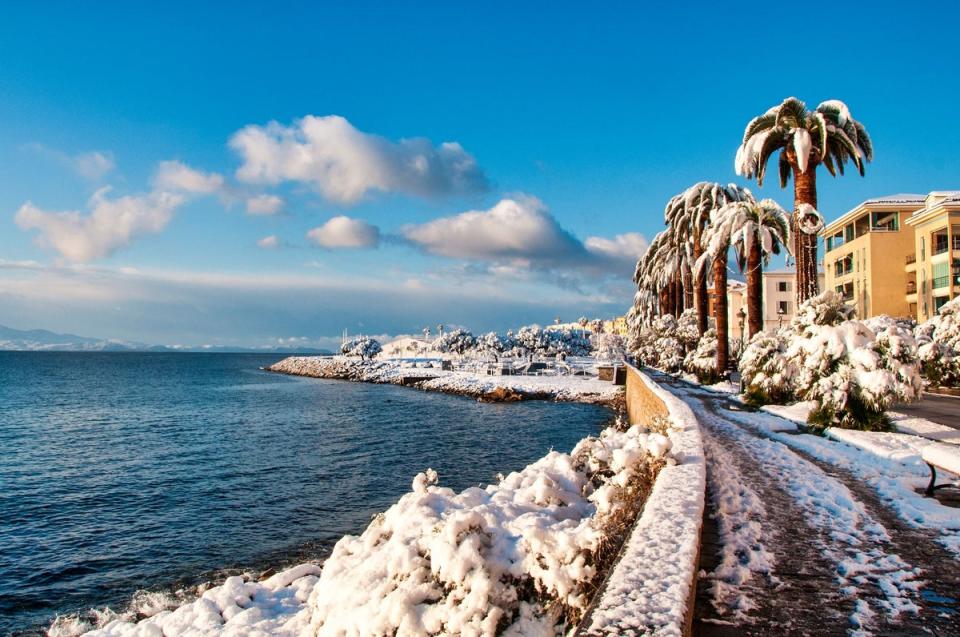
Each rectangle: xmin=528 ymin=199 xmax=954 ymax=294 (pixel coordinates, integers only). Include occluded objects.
xmin=584 ymin=232 xmax=649 ymax=266
xmin=246 ymin=194 xmax=284 ymax=216
xmin=15 ymin=187 xmax=185 ymax=262
xmin=229 ymin=115 xmax=488 ymax=204
xmin=152 ymin=160 xmax=225 ymax=195
xmin=401 ymin=197 xmax=585 ymax=263
xmin=307 ymin=215 xmax=381 ymax=249
xmin=24 ymin=144 xmax=115 ymax=180
xmin=257 ymin=235 xmax=281 ymax=249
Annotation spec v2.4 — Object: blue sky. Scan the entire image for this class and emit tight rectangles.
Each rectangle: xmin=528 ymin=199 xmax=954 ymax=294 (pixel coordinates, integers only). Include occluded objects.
xmin=1 ymin=1 xmax=957 ymax=348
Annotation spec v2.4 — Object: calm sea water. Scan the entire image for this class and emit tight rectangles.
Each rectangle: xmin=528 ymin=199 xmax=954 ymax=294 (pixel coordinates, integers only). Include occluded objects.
xmin=0 ymin=352 xmax=611 ymax=635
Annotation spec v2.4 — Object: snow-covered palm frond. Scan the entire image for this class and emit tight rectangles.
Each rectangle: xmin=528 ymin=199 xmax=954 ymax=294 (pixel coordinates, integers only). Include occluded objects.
xmin=736 ymin=97 xmax=873 ymax=185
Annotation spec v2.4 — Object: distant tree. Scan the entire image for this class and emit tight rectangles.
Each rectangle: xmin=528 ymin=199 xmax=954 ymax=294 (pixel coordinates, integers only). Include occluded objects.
xmin=433 ymin=328 xmax=477 ymax=355
xmin=340 ymin=337 xmax=382 ymax=360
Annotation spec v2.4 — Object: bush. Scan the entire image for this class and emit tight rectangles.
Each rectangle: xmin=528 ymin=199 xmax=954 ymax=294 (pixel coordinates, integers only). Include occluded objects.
xmin=683 ymin=329 xmax=721 ymax=384
xmin=433 ymin=328 xmax=477 ymax=355
xmin=917 ymin=297 xmax=960 ymax=387
xmin=739 ymin=330 xmax=797 ymax=406
xmin=593 ymin=333 xmax=626 ymax=362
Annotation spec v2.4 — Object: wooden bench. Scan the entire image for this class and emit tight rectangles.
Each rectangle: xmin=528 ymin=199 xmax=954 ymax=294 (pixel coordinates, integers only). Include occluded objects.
xmin=921 ymin=442 xmax=960 ymax=497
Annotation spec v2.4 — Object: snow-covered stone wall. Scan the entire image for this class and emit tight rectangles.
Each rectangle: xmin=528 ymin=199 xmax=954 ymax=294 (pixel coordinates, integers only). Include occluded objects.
xmin=580 ymin=364 xmax=705 ymax=636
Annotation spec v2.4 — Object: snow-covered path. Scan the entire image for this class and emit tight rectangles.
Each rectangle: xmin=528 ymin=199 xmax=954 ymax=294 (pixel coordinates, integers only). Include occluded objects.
xmin=650 ymin=373 xmax=960 ymax=636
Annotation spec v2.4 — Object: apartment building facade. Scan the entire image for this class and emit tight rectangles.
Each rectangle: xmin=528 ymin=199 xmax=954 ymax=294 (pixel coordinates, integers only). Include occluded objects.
xmin=904 ymin=192 xmax=960 ymax=322
xmin=821 ymin=195 xmax=920 ymax=320
xmin=762 ymin=268 xmax=824 ymax=332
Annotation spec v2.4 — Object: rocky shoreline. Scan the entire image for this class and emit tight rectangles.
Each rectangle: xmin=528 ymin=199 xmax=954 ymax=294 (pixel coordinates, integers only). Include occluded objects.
xmin=267 ymin=356 xmax=623 ymax=406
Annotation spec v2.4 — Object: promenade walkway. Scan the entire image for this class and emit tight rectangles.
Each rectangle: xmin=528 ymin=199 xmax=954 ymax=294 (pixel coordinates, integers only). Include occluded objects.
xmin=649 ymin=373 xmax=960 ymax=636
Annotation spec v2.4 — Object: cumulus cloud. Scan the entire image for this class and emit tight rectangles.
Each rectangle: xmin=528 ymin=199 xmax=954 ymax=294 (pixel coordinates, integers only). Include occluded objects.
xmin=229 ymin=115 xmax=488 ymax=204
xmin=257 ymin=235 xmax=281 ymax=249
xmin=152 ymin=160 xmax=226 ymax=194
xmin=25 ymin=144 xmax=115 ymax=180
xmin=15 ymin=187 xmax=185 ymax=262
xmin=246 ymin=194 xmax=284 ymax=216
xmin=584 ymin=232 xmax=649 ymax=267
xmin=306 ymin=215 xmax=381 ymax=249
xmin=402 ymin=197 xmax=585 ymax=263
xmin=401 ymin=197 xmax=648 ymax=288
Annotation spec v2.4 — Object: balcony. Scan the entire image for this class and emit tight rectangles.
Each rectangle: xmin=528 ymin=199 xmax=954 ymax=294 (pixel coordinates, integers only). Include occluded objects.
xmin=906 ymin=281 xmax=917 ymax=294
xmin=934 ymin=243 xmax=949 ymax=256
xmin=933 ymin=276 xmax=951 ymax=289
xmin=906 ymin=253 xmax=916 ymax=265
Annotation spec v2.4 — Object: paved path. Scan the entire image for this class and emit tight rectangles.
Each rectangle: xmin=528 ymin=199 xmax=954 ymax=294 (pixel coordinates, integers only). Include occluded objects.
xmin=649 ymin=373 xmax=960 ymax=636
xmin=895 ymin=393 xmax=960 ymax=430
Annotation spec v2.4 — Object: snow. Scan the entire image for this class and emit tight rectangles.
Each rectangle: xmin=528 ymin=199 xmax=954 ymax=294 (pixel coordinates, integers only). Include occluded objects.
xmin=922 ymin=442 xmax=960 ymax=475
xmin=75 ymin=564 xmax=321 ymax=637
xmin=792 ymin=128 xmax=812 ymax=173
xmin=268 ymin=356 xmax=621 ymax=404
xmin=825 ymin=429 xmax=934 ymax=465
xmin=889 ymin=411 xmax=960 ymax=445
xmin=582 ymin=368 xmax=705 ymax=636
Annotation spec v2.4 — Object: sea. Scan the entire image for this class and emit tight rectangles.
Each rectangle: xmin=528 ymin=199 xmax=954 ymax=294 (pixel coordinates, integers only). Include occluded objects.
xmin=0 ymin=352 xmax=611 ymax=635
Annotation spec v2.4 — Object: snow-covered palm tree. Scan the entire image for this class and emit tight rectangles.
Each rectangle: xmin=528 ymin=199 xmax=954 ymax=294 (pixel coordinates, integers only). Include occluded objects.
xmin=735 ymin=97 xmax=873 ymax=303
xmin=705 ymin=199 xmax=791 ymax=338
xmin=664 ymin=182 xmax=750 ymax=335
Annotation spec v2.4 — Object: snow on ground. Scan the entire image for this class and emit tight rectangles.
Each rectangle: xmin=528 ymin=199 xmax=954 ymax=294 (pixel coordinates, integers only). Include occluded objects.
xmin=668 ymin=384 xmax=924 ymax=632
xmin=70 ymin=565 xmax=321 ymax=637
xmin=757 ymin=402 xmax=810 ymax=431
xmin=71 ymin=419 xmax=676 ymax=636
xmin=889 ymin=412 xmax=960 ymax=445
xmin=714 ymin=399 xmax=960 ymax=559
xmin=269 ymin=356 xmax=620 ymax=404
xmin=698 ymin=428 xmax=776 ymax=623
xmin=582 ymin=369 xmax=705 ymax=636
xmin=825 ymin=429 xmax=934 ymax=465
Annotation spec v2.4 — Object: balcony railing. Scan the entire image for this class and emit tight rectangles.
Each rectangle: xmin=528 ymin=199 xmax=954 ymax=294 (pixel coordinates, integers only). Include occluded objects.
xmin=933 ymin=276 xmax=951 ymax=289
xmin=906 ymin=281 xmax=917 ymax=294
xmin=934 ymin=242 xmax=949 ymax=256
xmin=906 ymin=253 xmax=916 ymax=265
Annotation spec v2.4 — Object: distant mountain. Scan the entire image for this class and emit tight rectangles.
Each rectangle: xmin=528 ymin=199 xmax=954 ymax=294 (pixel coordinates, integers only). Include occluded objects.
xmin=0 ymin=325 xmax=332 ymax=354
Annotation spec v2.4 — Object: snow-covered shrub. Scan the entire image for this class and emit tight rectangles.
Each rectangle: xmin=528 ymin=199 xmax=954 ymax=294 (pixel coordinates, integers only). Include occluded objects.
xmin=434 ymin=328 xmax=478 ymax=356
xmin=592 ymin=333 xmax=625 ymax=362
xmin=632 ymin=314 xmax=687 ymax=373
xmin=476 ymin=331 xmax=507 ymax=359
xmin=787 ymin=293 xmax=921 ymax=431
xmin=683 ymin=328 xmax=720 ymax=384
xmin=739 ymin=330 xmax=797 ymax=406
xmin=675 ymin=309 xmax=700 ymax=352
xmin=305 ymin=423 xmax=672 ymax=634
xmin=511 ymin=325 xmax=552 ymax=357
xmin=917 ymin=297 xmax=960 ymax=387
xmin=547 ymin=328 xmax=593 ymax=356
xmin=340 ymin=337 xmax=382 ymax=360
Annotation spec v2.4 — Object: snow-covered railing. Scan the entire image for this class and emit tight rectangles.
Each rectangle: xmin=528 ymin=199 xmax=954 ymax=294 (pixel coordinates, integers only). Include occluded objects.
xmin=579 ymin=364 xmax=705 ymax=636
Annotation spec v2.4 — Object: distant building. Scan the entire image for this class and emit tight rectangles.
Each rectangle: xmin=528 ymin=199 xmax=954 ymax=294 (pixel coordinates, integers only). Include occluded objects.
xmin=381 ymin=336 xmax=433 ymax=357
xmin=821 ymin=194 xmax=919 ymax=320
xmin=707 ymin=280 xmax=747 ymax=343
xmin=904 ymin=191 xmax=960 ymax=321
xmin=762 ymin=268 xmax=824 ymax=332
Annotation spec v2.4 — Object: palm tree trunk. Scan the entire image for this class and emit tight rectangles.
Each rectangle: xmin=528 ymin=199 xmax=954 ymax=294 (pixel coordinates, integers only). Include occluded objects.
xmin=793 ymin=166 xmax=820 ymax=304
xmin=713 ymin=253 xmax=729 ymax=376
xmin=746 ymin=238 xmax=763 ymax=338
xmin=693 ymin=233 xmax=708 ymax=335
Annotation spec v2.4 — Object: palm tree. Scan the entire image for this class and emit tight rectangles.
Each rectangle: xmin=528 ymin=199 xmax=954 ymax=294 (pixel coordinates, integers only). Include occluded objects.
xmin=665 ymin=182 xmax=749 ymax=335
xmin=735 ymin=97 xmax=873 ymax=303
xmin=694 ymin=185 xmax=753 ymax=376
xmin=707 ymin=199 xmax=791 ymax=338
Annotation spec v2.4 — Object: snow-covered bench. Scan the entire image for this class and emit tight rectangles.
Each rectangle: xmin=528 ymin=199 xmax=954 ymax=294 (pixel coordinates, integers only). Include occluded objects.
xmin=922 ymin=442 xmax=960 ymax=497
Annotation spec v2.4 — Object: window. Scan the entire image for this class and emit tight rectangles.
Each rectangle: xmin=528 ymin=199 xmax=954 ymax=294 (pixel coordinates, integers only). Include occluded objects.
xmin=854 ymin=215 xmax=870 ymax=237
xmin=777 ymin=300 xmax=790 ymax=314
xmin=933 ymin=262 xmax=950 ymax=289
xmin=870 ymin=211 xmax=899 ymax=231
xmin=844 ymin=224 xmax=854 ymax=242
xmin=933 ymin=230 xmax=949 ymax=255
xmin=777 ymin=281 xmax=790 ymax=292
xmin=833 ymin=255 xmax=853 ymax=277
xmin=921 ymin=237 xmax=926 ymax=261
xmin=935 ymin=296 xmax=950 ymax=313
xmin=827 ymin=231 xmax=844 ymax=251
xmin=835 ymin=282 xmax=854 ymax=300
xmin=954 ymin=226 xmax=960 ymax=251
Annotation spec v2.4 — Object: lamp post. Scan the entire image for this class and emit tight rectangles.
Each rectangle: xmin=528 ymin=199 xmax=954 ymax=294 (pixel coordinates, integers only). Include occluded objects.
xmin=777 ymin=307 xmax=785 ymax=330
xmin=737 ymin=307 xmax=746 ymax=351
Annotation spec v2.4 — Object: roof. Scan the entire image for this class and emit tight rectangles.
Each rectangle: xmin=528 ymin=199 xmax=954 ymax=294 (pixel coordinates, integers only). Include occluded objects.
xmin=863 ymin=193 xmax=926 ymax=205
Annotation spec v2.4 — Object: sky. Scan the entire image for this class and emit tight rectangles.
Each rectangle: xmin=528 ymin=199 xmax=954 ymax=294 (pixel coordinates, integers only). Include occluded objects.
xmin=1 ymin=1 xmax=958 ymax=349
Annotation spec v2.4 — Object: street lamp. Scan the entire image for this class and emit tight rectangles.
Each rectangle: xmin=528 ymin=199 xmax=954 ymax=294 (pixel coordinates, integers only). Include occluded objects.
xmin=737 ymin=307 xmax=746 ymax=351
xmin=777 ymin=306 xmax=785 ymax=330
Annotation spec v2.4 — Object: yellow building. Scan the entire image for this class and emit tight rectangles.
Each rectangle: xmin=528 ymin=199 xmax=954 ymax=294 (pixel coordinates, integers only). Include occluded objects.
xmin=904 ymin=192 xmax=960 ymax=321
xmin=821 ymin=195 xmax=922 ymax=320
